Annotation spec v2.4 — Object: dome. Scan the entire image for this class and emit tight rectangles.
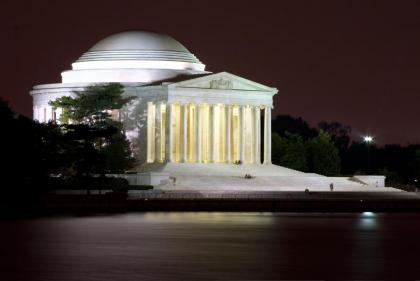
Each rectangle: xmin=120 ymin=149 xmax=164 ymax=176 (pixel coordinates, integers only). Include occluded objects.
xmin=74 ymin=31 xmax=203 ymax=67
xmin=62 ymin=31 xmax=207 ymax=83
xmin=88 ymin=31 xmax=190 ymax=52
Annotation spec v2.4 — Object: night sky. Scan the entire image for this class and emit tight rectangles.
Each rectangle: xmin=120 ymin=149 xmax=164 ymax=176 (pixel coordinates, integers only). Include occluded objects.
xmin=2 ymin=0 xmax=420 ymax=145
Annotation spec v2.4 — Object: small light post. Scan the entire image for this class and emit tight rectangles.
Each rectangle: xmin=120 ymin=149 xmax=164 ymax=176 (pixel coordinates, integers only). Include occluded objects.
xmin=363 ymin=136 xmax=374 ymax=174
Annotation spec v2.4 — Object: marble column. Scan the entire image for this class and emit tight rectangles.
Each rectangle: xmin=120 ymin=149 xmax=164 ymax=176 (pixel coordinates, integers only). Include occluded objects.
xmin=33 ymin=106 xmax=38 ymax=121
xmin=263 ymin=106 xmax=272 ymax=164
xmin=254 ymin=106 xmax=261 ymax=164
xmin=225 ymin=105 xmax=231 ymax=163
xmin=155 ymin=103 xmax=161 ymax=163
xmin=240 ymin=105 xmax=246 ymax=163
xmin=165 ymin=103 xmax=173 ymax=163
xmin=209 ymin=104 xmax=217 ymax=163
xmin=42 ymin=107 xmax=46 ymax=123
xmin=33 ymin=106 xmax=37 ymax=120
xmin=46 ymin=106 xmax=52 ymax=122
xmin=195 ymin=104 xmax=202 ymax=163
xmin=181 ymin=104 xmax=188 ymax=163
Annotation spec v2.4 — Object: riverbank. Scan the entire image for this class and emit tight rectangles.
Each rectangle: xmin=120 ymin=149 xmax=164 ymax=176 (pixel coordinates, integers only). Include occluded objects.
xmin=3 ymin=191 xmax=420 ymax=215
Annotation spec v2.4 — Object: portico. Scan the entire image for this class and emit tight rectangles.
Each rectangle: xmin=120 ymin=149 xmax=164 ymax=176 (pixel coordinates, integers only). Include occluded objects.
xmin=146 ymin=102 xmax=271 ymax=165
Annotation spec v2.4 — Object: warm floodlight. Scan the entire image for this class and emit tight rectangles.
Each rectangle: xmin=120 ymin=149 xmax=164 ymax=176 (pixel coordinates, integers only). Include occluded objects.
xmin=363 ymin=136 xmax=374 ymax=143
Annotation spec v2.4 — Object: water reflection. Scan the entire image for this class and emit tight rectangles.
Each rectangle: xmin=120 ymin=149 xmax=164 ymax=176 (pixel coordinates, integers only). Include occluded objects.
xmin=359 ymin=211 xmax=378 ymax=228
xmin=1 ymin=212 xmax=420 ymax=280
xmin=142 ymin=212 xmax=276 ymax=224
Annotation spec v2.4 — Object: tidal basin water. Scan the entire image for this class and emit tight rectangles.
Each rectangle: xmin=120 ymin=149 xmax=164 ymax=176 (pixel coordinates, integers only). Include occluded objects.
xmin=1 ymin=212 xmax=420 ymax=280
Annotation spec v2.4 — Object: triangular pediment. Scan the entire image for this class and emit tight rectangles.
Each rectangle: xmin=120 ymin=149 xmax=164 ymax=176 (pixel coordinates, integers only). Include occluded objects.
xmin=167 ymin=72 xmax=277 ymax=92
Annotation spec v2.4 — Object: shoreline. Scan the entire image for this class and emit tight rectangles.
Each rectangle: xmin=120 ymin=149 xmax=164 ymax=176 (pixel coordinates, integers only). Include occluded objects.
xmin=2 ymin=191 xmax=420 ymax=215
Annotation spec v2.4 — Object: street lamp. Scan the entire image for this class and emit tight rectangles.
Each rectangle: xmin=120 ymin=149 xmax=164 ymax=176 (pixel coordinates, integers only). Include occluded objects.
xmin=363 ymin=135 xmax=374 ymax=174
xmin=363 ymin=136 xmax=373 ymax=143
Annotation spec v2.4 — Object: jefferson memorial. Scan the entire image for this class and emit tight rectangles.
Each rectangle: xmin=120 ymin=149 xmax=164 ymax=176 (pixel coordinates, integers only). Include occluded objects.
xmin=30 ymin=31 xmax=386 ymax=190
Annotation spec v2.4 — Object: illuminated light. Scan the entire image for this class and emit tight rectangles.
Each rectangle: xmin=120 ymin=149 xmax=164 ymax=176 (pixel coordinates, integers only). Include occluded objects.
xmin=363 ymin=136 xmax=374 ymax=143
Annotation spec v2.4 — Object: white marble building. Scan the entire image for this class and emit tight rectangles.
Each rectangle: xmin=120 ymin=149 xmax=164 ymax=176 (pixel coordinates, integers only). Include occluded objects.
xmin=31 ymin=31 xmax=386 ymax=189
xmin=31 ymin=31 xmax=275 ymax=167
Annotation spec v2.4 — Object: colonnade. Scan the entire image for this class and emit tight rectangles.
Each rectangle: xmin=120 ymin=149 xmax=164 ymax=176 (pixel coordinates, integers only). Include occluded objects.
xmin=33 ymin=106 xmax=60 ymax=123
xmin=147 ymin=102 xmax=272 ymax=165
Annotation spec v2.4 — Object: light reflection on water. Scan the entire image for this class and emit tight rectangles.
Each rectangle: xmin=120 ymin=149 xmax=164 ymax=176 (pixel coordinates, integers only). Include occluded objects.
xmin=1 ymin=212 xmax=420 ymax=280
xmin=141 ymin=212 xmax=277 ymax=224
xmin=359 ymin=211 xmax=377 ymax=228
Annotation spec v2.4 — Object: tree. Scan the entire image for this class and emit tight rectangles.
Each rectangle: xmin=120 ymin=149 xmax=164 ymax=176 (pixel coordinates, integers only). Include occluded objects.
xmin=272 ymin=115 xmax=318 ymax=140
xmin=50 ymin=83 xmax=132 ymax=125
xmin=49 ymin=83 xmax=135 ymax=176
xmin=0 ymin=99 xmax=14 ymax=121
xmin=318 ymin=121 xmax=351 ymax=152
xmin=306 ymin=130 xmax=341 ymax=176
xmin=272 ymin=132 xmax=308 ymax=172
xmin=99 ymin=129 xmax=134 ymax=173
xmin=0 ymin=99 xmax=74 ymax=208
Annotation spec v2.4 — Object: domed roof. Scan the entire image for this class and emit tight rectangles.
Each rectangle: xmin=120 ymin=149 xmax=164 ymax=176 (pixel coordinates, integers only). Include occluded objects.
xmin=88 ymin=31 xmax=190 ymax=53
xmin=74 ymin=31 xmax=203 ymax=66
xmin=62 ymin=31 xmax=207 ymax=83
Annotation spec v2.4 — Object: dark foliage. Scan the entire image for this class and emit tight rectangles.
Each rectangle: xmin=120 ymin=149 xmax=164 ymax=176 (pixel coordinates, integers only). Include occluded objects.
xmin=272 ymin=132 xmax=308 ymax=172
xmin=0 ymin=84 xmax=136 ymax=212
xmin=306 ymin=130 xmax=341 ymax=176
xmin=49 ymin=83 xmax=136 ymax=176
xmin=271 ymin=115 xmax=419 ymax=187
xmin=272 ymin=115 xmax=318 ymax=140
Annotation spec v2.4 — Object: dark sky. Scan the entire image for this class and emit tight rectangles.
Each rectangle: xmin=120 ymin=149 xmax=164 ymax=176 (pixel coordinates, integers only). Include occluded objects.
xmin=2 ymin=0 xmax=420 ymax=145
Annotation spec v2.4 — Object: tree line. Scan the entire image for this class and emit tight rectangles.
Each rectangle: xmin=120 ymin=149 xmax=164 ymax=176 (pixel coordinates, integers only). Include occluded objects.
xmin=271 ymin=115 xmax=420 ymax=189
